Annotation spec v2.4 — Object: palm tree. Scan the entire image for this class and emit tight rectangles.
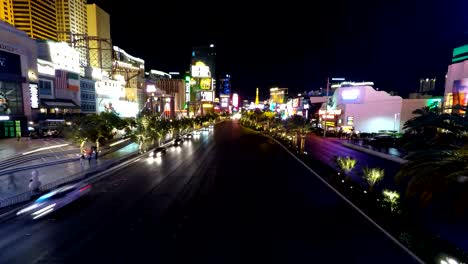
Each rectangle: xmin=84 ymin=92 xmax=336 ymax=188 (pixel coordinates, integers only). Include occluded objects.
xmin=264 ymin=111 xmax=277 ymax=131
xmin=363 ymin=167 xmax=384 ymax=191
xmin=285 ymin=115 xmax=311 ymax=151
xmin=397 ymin=105 xmax=468 ymax=207
xmin=336 ymin=156 xmax=357 ymax=176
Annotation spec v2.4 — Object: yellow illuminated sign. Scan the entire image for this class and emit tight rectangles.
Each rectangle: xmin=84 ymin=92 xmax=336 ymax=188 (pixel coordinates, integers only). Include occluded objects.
xmin=200 ymin=78 xmax=211 ymax=90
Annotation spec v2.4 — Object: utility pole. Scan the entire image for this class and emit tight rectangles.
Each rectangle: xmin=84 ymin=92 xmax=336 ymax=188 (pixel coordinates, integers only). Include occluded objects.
xmin=323 ymin=77 xmax=330 ymax=137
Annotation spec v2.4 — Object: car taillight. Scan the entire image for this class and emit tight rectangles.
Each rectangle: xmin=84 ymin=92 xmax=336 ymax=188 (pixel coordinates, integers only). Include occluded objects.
xmin=80 ymin=185 xmax=91 ymax=192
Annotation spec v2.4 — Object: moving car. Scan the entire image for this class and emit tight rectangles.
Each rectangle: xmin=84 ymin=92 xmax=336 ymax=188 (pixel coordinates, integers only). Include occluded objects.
xmin=153 ymin=146 xmax=167 ymax=157
xmin=185 ymin=133 xmax=193 ymax=139
xmin=16 ymin=182 xmax=92 ymax=220
xmin=174 ymin=137 xmax=184 ymax=146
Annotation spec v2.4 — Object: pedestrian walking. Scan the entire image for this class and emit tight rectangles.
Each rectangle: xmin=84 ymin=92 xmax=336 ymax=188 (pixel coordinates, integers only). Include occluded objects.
xmin=80 ymin=153 xmax=85 ymax=167
xmin=29 ymin=170 xmax=41 ymax=192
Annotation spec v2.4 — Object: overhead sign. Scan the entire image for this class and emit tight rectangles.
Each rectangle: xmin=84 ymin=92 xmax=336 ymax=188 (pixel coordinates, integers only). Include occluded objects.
xmin=29 ymin=84 xmax=39 ymax=109
xmin=0 ymin=49 xmax=21 ymax=76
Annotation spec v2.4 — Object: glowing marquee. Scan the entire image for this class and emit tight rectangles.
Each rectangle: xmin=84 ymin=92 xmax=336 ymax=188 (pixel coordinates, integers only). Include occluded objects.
xmin=341 ymin=89 xmax=360 ymax=100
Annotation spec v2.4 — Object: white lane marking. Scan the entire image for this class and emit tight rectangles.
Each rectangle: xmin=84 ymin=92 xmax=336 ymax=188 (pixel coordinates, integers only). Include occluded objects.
xmin=268 ymin=136 xmax=425 ymax=264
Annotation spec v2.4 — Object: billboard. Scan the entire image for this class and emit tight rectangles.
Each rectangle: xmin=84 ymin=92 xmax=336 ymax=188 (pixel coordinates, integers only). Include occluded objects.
xmin=199 ymin=91 xmax=213 ymax=102
xmin=0 ymin=49 xmax=21 ymax=76
xmin=97 ymin=98 xmax=139 ymax=117
xmin=191 ymin=65 xmax=211 ymax=78
xmin=200 ymin=78 xmax=212 ymax=90
xmin=453 ymin=79 xmax=468 ymax=107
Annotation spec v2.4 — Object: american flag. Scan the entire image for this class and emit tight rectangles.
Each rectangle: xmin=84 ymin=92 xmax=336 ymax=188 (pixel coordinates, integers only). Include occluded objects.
xmin=55 ymin=70 xmax=68 ymax=90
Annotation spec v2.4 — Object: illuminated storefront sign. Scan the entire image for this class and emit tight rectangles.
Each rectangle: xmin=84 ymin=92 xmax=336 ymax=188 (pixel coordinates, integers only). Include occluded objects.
xmin=202 ymin=103 xmax=213 ymax=108
xmin=347 ymin=116 xmax=354 ymax=125
xmin=341 ymin=89 xmax=360 ymax=100
xmin=0 ymin=116 xmax=9 ymax=121
xmin=29 ymin=84 xmax=39 ymax=109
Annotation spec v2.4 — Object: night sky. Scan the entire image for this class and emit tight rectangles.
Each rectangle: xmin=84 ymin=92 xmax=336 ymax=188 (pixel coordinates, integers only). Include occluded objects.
xmin=90 ymin=0 xmax=468 ymax=101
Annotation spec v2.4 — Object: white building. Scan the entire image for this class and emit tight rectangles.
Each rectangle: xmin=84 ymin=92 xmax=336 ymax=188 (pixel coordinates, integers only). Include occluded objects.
xmin=320 ymin=82 xmax=442 ymax=133
xmin=330 ymin=84 xmax=403 ymax=133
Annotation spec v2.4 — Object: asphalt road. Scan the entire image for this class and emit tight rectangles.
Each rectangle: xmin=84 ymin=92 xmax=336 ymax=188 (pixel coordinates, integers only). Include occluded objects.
xmin=0 ymin=121 xmax=419 ymax=263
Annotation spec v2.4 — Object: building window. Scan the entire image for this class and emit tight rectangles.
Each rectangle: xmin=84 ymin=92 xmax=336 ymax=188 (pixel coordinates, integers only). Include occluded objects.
xmin=39 ymin=79 xmax=53 ymax=96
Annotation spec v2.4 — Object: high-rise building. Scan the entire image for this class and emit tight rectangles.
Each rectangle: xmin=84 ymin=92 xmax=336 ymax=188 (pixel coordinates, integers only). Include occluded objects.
xmin=0 ymin=0 xmax=14 ymax=25
xmin=190 ymin=44 xmax=216 ymax=116
xmin=191 ymin=44 xmax=216 ymax=79
xmin=86 ymin=3 xmax=112 ymax=71
xmin=56 ymin=0 xmax=87 ymax=41
xmin=12 ymin=0 xmax=58 ymax=40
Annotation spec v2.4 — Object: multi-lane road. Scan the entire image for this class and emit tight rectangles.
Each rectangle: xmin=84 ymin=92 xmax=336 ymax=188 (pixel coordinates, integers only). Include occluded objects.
xmin=0 ymin=121 xmax=419 ymax=263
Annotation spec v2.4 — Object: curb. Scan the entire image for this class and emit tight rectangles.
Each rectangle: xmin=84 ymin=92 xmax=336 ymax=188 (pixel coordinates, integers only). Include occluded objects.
xmin=342 ymin=142 xmax=407 ymax=164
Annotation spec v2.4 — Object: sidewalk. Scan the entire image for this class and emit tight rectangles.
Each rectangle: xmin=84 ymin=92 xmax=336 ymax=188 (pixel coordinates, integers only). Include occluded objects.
xmin=0 ymin=138 xmax=75 ymax=160
xmin=0 ymin=143 xmax=139 ymax=201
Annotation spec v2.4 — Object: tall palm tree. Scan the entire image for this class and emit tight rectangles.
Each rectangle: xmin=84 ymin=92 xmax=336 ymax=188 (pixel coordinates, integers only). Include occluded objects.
xmin=397 ymin=105 xmax=468 ymax=206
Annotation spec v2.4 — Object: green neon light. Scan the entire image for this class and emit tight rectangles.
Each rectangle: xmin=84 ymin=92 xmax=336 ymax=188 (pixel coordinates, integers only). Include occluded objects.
xmin=185 ymin=76 xmax=190 ymax=82
xmin=452 ymin=55 xmax=468 ymax=63
xmin=453 ymin=44 xmax=468 ymax=57
xmin=427 ymin=98 xmax=442 ymax=109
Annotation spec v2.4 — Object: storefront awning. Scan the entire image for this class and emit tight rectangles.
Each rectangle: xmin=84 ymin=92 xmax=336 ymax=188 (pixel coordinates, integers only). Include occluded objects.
xmin=41 ymin=99 xmax=80 ymax=109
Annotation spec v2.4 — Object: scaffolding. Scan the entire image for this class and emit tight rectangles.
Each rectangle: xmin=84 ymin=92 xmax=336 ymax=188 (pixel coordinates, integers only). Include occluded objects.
xmin=58 ymin=31 xmax=113 ymax=75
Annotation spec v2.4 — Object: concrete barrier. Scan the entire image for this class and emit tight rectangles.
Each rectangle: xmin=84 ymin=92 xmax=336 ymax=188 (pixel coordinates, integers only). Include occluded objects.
xmin=342 ymin=142 xmax=407 ymax=164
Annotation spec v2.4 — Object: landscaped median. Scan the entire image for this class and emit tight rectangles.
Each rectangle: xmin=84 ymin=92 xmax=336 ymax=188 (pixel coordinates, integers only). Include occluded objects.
xmin=239 ymin=122 xmax=467 ymax=264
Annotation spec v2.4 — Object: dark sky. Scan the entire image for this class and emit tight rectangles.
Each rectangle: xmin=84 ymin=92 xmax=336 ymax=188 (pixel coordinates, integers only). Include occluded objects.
xmin=90 ymin=0 xmax=468 ymax=100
